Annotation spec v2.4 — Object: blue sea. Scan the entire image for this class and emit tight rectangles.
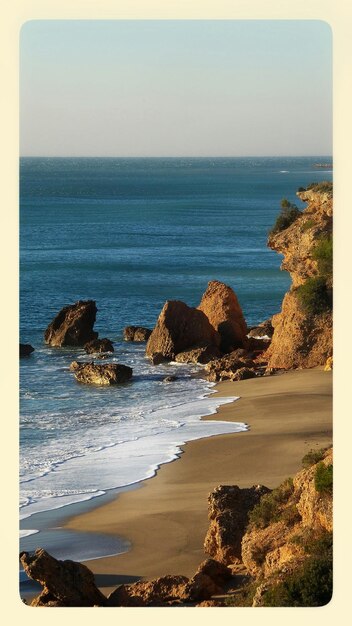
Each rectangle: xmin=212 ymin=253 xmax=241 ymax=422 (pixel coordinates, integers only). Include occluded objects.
xmin=19 ymin=156 xmax=332 ymax=564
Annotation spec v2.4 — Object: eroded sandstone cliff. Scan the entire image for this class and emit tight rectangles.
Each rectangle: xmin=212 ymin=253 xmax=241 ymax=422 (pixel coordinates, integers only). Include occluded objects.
xmin=265 ymin=184 xmax=333 ymax=369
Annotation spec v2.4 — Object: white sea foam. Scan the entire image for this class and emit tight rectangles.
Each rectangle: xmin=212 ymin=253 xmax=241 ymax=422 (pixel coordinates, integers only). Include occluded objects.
xmin=20 ymin=391 xmax=245 ymax=521
xmin=20 ymin=529 xmax=39 ymax=538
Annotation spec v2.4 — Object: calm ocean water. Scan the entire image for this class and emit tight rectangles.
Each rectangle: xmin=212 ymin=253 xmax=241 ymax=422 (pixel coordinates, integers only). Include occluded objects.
xmin=20 ymin=157 xmax=332 ymax=559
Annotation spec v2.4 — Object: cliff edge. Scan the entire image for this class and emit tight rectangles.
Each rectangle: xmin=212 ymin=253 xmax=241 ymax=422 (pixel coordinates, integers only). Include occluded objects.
xmin=265 ymin=183 xmax=333 ymax=369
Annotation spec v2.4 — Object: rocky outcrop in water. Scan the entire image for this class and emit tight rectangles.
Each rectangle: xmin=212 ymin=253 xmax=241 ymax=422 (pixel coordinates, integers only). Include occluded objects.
xmin=247 ymin=318 xmax=274 ymax=339
xmin=20 ymin=548 xmax=107 ymax=607
xmin=265 ymin=185 xmax=333 ymax=369
xmin=70 ymin=361 xmax=132 ymax=385
xmin=198 ymin=280 xmax=248 ymax=352
xmin=44 ymin=300 xmax=98 ymax=347
xmin=123 ymin=326 xmax=152 ymax=342
xmin=146 ymin=300 xmax=220 ymax=361
xmin=84 ymin=338 xmax=114 ymax=354
xmin=20 ymin=343 xmax=34 ymax=357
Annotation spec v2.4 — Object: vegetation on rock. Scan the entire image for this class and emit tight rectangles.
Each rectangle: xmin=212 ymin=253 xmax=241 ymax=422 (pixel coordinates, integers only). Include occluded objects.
xmin=269 ymin=198 xmax=301 ymax=235
xmin=296 ymin=276 xmax=332 ymax=316
xmin=314 ymin=462 xmax=333 ymax=495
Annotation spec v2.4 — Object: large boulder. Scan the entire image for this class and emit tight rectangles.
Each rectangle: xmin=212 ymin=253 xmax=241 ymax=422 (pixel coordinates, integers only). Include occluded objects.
xmin=123 ymin=326 xmax=152 ymax=342
xmin=71 ymin=361 xmax=132 ymax=385
xmin=19 ymin=548 xmax=107 ymax=607
xmin=84 ymin=338 xmax=114 ymax=354
xmin=146 ymin=300 xmax=220 ymax=361
xmin=44 ymin=300 xmax=98 ymax=347
xmin=198 ymin=280 xmax=248 ymax=352
xmin=20 ymin=343 xmax=34 ymax=357
xmin=204 ymin=484 xmax=270 ymax=565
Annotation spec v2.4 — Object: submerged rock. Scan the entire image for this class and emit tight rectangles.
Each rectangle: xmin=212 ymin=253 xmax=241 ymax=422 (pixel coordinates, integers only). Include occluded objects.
xmin=123 ymin=326 xmax=152 ymax=342
xmin=20 ymin=343 xmax=34 ymax=357
xmin=146 ymin=300 xmax=220 ymax=361
xmin=44 ymin=300 xmax=98 ymax=347
xmin=198 ymin=280 xmax=248 ymax=352
xmin=19 ymin=548 xmax=107 ymax=607
xmin=71 ymin=361 xmax=132 ymax=385
xmin=84 ymin=338 xmax=114 ymax=354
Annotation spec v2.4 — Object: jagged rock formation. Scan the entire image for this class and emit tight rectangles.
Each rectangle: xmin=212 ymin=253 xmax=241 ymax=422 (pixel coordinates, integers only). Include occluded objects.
xmin=202 ymin=448 xmax=332 ymax=606
xmin=70 ymin=361 xmax=132 ymax=385
xmin=123 ymin=326 xmax=152 ymax=342
xmin=146 ymin=300 xmax=220 ymax=361
xmin=20 ymin=343 xmax=34 ymax=357
xmin=204 ymin=484 xmax=270 ymax=564
xmin=20 ymin=548 xmax=107 ymax=607
xmin=265 ymin=185 xmax=333 ymax=369
xmin=84 ymin=338 xmax=114 ymax=354
xmin=198 ymin=280 xmax=248 ymax=352
xmin=44 ymin=300 xmax=98 ymax=347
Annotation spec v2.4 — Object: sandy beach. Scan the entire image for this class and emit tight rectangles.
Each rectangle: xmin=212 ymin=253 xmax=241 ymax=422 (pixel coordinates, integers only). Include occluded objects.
xmin=64 ymin=367 xmax=332 ymax=596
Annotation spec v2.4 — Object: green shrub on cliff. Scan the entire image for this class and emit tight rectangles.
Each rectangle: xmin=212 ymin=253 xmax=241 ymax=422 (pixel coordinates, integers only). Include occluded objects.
xmin=296 ymin=276 xmax=332 ymax=316
xmin=301 ymin=448 xmax=327 ymax=468
xmin=248 ymin=478 xmax=294 ymax=529
xmin=314 ymin=462 xmax=333 ymax=495
xmin=307 ymin=181 xmax=333 ymax=194
xmin=312 ymin=236 xmax=333 ymax=276
xmin=269 ymin=198 xmax=301 ymax=235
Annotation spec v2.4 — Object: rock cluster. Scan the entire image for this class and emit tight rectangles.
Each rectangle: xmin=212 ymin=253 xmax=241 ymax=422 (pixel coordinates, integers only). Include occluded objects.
xmin=21 ymin=551 xmax=232 ymax=607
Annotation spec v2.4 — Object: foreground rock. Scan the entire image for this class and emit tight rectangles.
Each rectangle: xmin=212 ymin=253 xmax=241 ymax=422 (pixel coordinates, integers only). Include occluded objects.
xmin=71 ymin=361 xmax=132 ymax=385
xmin=198 ymin=280 xmax=248 ymax=352
xmin=20 ymin=548 xmax=107 ymax=607
xmin=84 ymin=338 xmax=114 ymax=354
xmin=204 ymin=484 xmax=270 ymax=564
xmin=20 ymin=343 xmax=34 ymax=357
xmin=108 ymin=575 xmax=189 ymax=607
xmin=44 ymin=300 xmax=98 ymax=347
xmin=146 ymin=300 xmax=220 ymax=361
xmin=123 ymin=326 xmax=152 ymax=342
xmin=265 ymin=185 xmax=333 ymax=369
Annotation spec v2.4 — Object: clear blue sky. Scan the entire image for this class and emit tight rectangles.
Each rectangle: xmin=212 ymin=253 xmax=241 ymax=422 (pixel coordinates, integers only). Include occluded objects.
xmin=20 ymin=20 xmax=332 ymax=157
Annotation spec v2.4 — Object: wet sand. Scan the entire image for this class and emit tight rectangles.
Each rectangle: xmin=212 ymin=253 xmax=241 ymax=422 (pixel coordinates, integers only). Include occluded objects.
xmin=65 ymin=368 xmax=332 ymax=596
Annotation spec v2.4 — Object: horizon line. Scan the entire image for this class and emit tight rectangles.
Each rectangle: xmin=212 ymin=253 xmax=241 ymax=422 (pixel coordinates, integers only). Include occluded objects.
xmin=19 ymin=154 xmax=333 ymax=159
